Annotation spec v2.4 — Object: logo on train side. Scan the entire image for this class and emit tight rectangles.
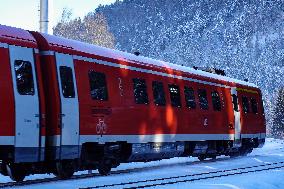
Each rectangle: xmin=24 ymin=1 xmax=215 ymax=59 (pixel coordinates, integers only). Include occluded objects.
xmin=203 ymin=118 xmax=208 ymax=127
xmin=118 ymin=77 xmax=124 ymax=96
xmin=96 ymin=118 xmax=107 ymax=134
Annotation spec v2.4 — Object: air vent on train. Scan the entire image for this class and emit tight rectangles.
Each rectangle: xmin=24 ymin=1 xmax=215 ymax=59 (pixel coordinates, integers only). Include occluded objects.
xmin=193 ymin=66 xmax=226 ymax=76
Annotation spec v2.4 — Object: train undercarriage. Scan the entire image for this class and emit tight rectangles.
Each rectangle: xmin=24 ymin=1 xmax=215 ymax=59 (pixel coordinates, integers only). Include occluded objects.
xmin=0 ymin=138 xmax=264 ymax=182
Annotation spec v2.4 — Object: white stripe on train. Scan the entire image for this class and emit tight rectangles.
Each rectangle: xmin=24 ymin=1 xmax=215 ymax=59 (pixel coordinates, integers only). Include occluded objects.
xmin=79 ymin=133 xmax=266 ymax=145
xmin=0 ymin=133 xmax=265 ymax=146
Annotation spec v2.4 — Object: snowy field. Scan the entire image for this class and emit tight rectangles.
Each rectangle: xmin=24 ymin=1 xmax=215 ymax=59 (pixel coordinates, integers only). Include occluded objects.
xmin=4 ymin=138 xmax=284 ymax=189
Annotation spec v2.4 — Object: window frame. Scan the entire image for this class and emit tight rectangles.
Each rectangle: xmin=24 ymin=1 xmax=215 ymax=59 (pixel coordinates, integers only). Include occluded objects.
xmin=14 ymin=60 xmax=35 ymax=96
xmin=211 ymin=91 xmax=222 ymax=111
xmin=242 ymin=96 xmax=250 ymax=113
xmin=133 ymin=78 xmax=149 ymax=105
xmin=168 ymin=84 xmax=182 ymax=108
xmin=198 ymin=89 xmax=209 ymax=110
xmin=251 ymin=97 xmax=258 ymax=114
xmin=59 ymin=66 xmax=76 ymax=98
xmin=232 ymin=94 xmax=239 ymax=112
xmin=184 ymin=86 xmax=196 ymax=109
xmin=88 ymin=70 xmax=109 ymax=101
xmin=152 ymin=81 xmax=166 ymax=106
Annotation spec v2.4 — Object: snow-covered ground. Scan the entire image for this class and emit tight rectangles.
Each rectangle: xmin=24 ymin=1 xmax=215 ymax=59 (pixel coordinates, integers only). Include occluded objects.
xmin=6 ymin=138 xmax=284 ymax=189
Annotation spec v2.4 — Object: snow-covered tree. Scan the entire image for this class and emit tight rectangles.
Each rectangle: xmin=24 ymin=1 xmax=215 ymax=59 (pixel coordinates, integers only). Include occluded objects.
xmin=53 ymin=9 xmax=115 ymax=49
xmin=97 ymin=0 xmax=284 ymax=134
xmin=272 ymin=88 xmax=284 ymax=138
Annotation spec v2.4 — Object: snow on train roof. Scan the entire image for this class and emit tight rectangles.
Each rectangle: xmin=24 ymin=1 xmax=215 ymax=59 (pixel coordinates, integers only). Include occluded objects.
xmin=40 ymin=33 xmax=257 ymax=88
xmin=0 ymin=24 xmax=37 ymax=47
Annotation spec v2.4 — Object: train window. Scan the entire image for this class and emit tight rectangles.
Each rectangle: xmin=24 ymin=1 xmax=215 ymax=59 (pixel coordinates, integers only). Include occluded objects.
xmin=168 ymin=84 xmax=181 ymax=107
xmin=251 ymin=98 xmax=258 ymax=114
xmin=59 ymin=66 xmax=75 ymax=98
xmin=133 ymin=78 xmax=149 ymax=104
xmin=242 ymin=96 xmax=250 ymax=113
xmin=152 ymin=81 xmax=166 ymax=106
xmin=198 ymin=89 xmax=209 ymax=110
xmin=184 ymin=86 xmax=196 ymax=109
xmin=89 ymin=71 xmax=108 ymax=101
xmin=14 ymin=60 xmax=35 ymax=95
xmin=232 ymin=94 xmax=239 ymax=112
xmin=211 ymin=91 xmax=222 ymax=111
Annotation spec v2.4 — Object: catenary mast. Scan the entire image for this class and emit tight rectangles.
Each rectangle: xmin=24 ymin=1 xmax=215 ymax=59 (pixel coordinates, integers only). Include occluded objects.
xmin=39 ymin=0 xmax=49 ymax=33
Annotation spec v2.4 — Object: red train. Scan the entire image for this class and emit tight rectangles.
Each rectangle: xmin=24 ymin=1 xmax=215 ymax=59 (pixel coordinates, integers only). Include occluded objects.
xmin=0 ymin=24 xmax=265 ymax=181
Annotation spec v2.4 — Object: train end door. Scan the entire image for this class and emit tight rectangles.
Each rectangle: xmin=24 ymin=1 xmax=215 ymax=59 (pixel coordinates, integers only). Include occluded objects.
xmin=231 ymin=87 xmax=242 ymax=147
xmin=9 ymin=45 xmax=41 ymax=162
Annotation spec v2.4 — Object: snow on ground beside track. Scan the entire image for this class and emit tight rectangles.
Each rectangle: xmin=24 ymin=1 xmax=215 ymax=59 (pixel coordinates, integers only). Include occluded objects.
xmin=5 ymin=138 xmax=284 ymax=189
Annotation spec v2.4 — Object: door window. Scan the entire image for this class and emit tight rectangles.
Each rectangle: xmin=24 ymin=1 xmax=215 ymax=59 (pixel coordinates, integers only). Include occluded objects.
xmin=59 ymin=66 xmax=75 ymax=98
xmin=14 ymin=60 xmax=35 ymax=95
xmin=232 ymin=94 xmax=239 ymax=112
xmin=242 ymin=96 xmax=250 ymax=113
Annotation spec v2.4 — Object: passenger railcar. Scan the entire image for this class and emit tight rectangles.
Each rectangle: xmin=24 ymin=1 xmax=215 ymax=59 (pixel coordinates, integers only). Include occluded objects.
xmin=0 ymin=24 xmax=265 ymax=181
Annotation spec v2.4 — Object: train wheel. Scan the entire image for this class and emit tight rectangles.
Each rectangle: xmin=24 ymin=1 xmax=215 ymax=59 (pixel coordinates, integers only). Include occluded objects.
xmin=6 ymin=163 xmax=26 ymax=182
xmin=54 ymin=160 xmax=75 ymax=179
xmin=98 ymin=160 xmax=111 ymax=176
xmin=0 ymin=163 xmax=8 ymax=176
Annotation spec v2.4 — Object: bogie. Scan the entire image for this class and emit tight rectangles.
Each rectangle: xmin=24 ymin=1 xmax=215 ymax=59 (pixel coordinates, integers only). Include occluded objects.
xmin=98 ymin=159 xmax=112 ymax=176
xmin=6 ymin=163 xmax=26 ymax=182
xmin=54 ymin=160 xmax=75 ymax=180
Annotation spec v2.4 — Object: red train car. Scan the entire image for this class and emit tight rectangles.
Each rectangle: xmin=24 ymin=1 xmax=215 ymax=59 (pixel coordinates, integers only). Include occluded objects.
xmin=0 ymin=24 xmax=265 ymax=181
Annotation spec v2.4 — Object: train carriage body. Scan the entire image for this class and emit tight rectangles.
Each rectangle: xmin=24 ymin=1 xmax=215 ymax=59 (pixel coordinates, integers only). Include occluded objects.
xmin=0 ymin=24 xmax=266 ymax=181
xmin=0 ymin=26 xmax=46 ymax=165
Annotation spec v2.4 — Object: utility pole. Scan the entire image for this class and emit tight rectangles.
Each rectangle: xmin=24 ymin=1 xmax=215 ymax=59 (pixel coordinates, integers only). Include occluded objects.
xmin=39 ymin=0 xmax=49 ymax=33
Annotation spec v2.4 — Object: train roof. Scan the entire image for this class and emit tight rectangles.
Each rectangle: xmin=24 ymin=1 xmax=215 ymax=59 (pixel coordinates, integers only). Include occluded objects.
xmin=37 ymin=33 xmax=258 ymax=89
xmin=0 ymin=25 xmax=257 ymax=89
xmin=0 ymin=24 xmax=37 ymax=48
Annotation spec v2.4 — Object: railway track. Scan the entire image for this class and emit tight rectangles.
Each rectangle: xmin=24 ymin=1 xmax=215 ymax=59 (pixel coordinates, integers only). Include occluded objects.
xmin=81 ymin=161 xmax=284 ymax=189
xmin=0 ymin=157 xmax=283 ymax=188
xmin=0 ymin=157 xmax=221 ymax=188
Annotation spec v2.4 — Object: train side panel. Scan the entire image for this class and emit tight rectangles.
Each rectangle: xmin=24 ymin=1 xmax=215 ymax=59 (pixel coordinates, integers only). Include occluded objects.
xmin=74 ymin=57 xmax=235 ymax=144
xmin=237 ymin=86 xmax=266 ymax=146
xmin=0 ymin=45 xmax=15 ymax=157
xmin=0 ymin=26 xmax=45 ymax=164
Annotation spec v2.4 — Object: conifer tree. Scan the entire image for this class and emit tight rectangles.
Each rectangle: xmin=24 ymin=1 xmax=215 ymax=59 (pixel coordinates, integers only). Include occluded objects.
xmin=272 ymin=88 xmax=284 ymax=138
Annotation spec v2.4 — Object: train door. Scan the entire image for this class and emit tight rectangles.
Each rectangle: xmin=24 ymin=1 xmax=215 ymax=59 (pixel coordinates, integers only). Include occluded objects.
xmin=55 ymin=53 xmax=80 ymax=159
xmin=231 ymin=87 xmax=241 ymax=147
xmin=9 ymin=45 xmax=40 ymax=162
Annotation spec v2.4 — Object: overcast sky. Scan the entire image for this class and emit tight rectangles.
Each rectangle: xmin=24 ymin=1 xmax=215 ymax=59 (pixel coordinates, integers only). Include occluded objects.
xmin=0 ymin=0 xmax=116 ymax=34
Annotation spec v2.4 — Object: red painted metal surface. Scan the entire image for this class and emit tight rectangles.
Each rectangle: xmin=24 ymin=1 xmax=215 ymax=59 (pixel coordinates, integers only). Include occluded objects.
xmin=0 ymin=24 xmax=266 ymax=148
xmin=34 ymin=53 xmax=46 ymax=137
xmin=0 ymin=47 xmax=15 ymax=136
